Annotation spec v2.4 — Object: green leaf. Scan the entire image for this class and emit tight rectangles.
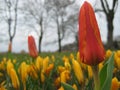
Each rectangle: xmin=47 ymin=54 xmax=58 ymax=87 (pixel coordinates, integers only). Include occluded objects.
xmin=61 ymin=82 xmax=75 ymax=90
xmin=99 ymin=52 xmax=114 ymax=90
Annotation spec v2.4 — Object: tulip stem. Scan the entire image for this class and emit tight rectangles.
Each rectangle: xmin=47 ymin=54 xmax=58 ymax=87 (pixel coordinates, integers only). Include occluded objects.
xmin=92 ymin=65 xmax=100 ymax=90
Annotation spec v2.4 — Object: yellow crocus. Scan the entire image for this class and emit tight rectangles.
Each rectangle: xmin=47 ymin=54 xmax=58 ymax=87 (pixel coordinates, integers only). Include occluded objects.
xmin=116 ymin=50 xmax=120 ymax=57
xmin=0 ymin=72 xmax=3 ymax=77
xmin=58 ymin=86 xmax=64 ymax=90
xmin=76 ymin=52 xmax=80 ymax=63
xmin=45 ymin=64 xmax=54 ymax=75
xmin=57 ymin=66 xmax=66 ymax=73
xmin=70 ymin=53 xmax=74 ymax=60
xmin=0 ymin=63 xmax=4 ymax=71
xmin=7 ymin=60 xmax=20 ymax=89
xmin=2 ymin=57 xmax=7 ymax=63
xmin=72 ymin=84 xmax=78 ymax=90
xmin=0 ymin=58 xmax=6 ymax=71
xmin=65 ymin=70 xmax=71 ymax=81
xmin=114 ymin=52 xmax=118 ymax=60
xmin=43 ymin=56 xmax=49 ymax=72
xmin=7 ymin=60 xmax=14 ymax=76
xmin=79 ymin=61 xmax=87 ymax=71
xmin=54 ymin=77 xmax=61 ymax=88
xmin=72 ymin=59 xmax=84 ymax=84
xmin=51 ymin=55 xmax=55 ymax=62
xmin=62 ymin=56 xmax=69 ymax=62
xmin=0 ymin=81 xmax=6 ymax=90
xmin=60 ymin=71 xmax=67 ymax=83
xmin=18 ymin=62 xmax=29 ymax=90
xmin=28 ymin=64 xmax=38 ymax=80
xmin=9 ymin=68 xmax=20 ymax=90
xmin=12 ymin=59 xmax=16 ymax=64
xmin=111 ymin=77 xmax=119 ymax=90
xmin=115 ymin=58 xmax=120 ymax=70
xmin=64 ymin=61 xmax=71 ymax=71
xmin=98 ymin=62 xmax=103 ymax=72
xmin=35 ymin=56 xmax=43 ymax=71
xmin=105 ymin=49 xmax=112 ymax=59
xmin=87 ymin=66 xmax=93 ymax=79
xmin=60 ymin=70 xmax=70 ymax=83
xmin=41 ymin=70 xmax=45 ymax=83
xmin=113 ymin=68 xmax=118 ymax=74
xmin=0 ymin=86 xmax=6 ymax=90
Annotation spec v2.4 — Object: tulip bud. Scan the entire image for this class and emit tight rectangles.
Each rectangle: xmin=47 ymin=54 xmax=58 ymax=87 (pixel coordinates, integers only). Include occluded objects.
xmin=78 ymin=1 xmax=105 ymax=65
xmin=28 ymin=35 xmax=38 ymax=58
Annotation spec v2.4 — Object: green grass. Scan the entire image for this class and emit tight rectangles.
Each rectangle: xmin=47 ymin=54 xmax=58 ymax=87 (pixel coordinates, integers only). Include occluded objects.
xmin=0 ymin=52 xmax=77 ymax=62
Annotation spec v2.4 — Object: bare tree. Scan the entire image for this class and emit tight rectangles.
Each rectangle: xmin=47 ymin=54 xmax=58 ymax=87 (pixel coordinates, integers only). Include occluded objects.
xmin=95 ymin=0 xmax=118 ymax=49
xmin=22 ymin=0 xmax=46 ymax=53
xmin=1 ymin=0 xmax=19 ymax=52
xmin=45 ymin=0 xmax=75 ymax=52
xmin=65 ymin=13 xmax=78 ymax=48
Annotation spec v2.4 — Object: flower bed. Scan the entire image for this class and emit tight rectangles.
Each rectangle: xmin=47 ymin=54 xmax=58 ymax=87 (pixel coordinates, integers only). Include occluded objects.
xmin=0 ymin=50 xmax=120 ymax=90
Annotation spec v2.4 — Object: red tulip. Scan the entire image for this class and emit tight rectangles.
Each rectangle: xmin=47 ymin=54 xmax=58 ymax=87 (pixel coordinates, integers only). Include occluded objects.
xmin=28 ymin=35 xmax=38 ymax=58
xmin=78 ymin=1 xmax=105 ymax=65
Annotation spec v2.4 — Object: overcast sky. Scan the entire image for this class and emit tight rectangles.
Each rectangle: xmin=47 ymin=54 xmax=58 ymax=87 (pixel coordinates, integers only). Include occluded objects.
xmin=0 ymin=0 xmax=120 ymax=53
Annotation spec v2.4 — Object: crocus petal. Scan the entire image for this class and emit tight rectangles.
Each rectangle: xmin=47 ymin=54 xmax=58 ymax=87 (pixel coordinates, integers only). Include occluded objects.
xmin=79 ymin=1 xmax=105 ymax=65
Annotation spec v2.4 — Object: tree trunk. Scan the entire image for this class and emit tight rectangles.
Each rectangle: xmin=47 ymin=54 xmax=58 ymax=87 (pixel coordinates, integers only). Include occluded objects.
xmin=75 ymin=34 xmax=78 ymax=50
xmin=8 ymin=37 xmax=13 ymax=52
xmin=57 ymin=17 xmax=62 ymax=52
xmin=7 ymin=0 xmax=18 ymax=53
xmin=38 ymin=17 xmax=43 ymax=53
xmin=38 ymin=37 xmax=41 ymax=53
xmin=38 ymin=32 xmax=43 ymax=53
xmin=106 ymin=13 xmax=114 ymax=49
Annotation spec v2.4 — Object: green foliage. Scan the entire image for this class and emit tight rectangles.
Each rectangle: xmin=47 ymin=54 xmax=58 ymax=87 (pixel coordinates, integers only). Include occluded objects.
xmin=0 ymin=52 xmax=77 ymax=61
xmin=99 ymin=52 xmax=114 ymax=90
xmin=61 ymin=82 xmax=75 ymax=90
xmin=0 ymin=51 xmax=115 ymax=90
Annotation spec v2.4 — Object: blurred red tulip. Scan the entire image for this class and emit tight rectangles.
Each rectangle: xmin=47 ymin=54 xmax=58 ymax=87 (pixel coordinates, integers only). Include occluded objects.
xmin=78 ymin=1 xmax=105 ymax=65
xmin=28 ymin=35 xmax=38 ymax=58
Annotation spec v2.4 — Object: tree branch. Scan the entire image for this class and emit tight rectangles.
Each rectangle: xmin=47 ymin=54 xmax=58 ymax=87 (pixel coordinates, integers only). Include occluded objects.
xmin=113 ymin=0 xmax=118 ymax=13
xmin=13 ymin=0 xmax=19 ymax=38
xmin=104 ymin=0 xmax=109 ymax=11
xmin=101 ymin=0 xmax=108 ymax=14
xmin=113 ymin=0 xmax=117 ymax=9
xmin=95 ymin=9 xmax=104 ymax=12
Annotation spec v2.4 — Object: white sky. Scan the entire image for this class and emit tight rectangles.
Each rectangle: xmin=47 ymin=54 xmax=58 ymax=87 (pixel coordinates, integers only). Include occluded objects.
xmin=0 ymin=0 xmax=120 ymax=53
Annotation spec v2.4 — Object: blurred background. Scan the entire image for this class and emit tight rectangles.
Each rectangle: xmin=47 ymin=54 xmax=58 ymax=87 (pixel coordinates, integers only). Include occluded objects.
xmin=0 ymin=0 xmax=120 ymax=53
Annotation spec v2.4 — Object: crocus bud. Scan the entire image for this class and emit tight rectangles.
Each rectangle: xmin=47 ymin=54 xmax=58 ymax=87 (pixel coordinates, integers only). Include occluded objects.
xmin=78 ymin=1 xmax=105 ymax=65
xmin=28 ymin=35 xmax=38 ymax=58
